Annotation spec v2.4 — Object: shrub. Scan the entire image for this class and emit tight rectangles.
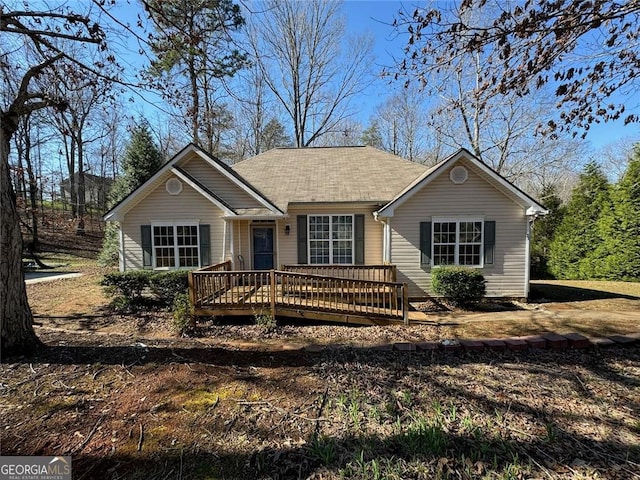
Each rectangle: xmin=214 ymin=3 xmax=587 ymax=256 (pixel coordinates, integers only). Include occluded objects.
xmin=431 ymin=266 xmax=486 ymax=307
xmin=172 ymin=293 xmax=193 ymax=335
xmin=101 ymin=271 xmax=151 ymax=302
xmin=254 ymin=311 xmax=277 ymax=331
xmin=109 ymin=295 xmax=132 ymax=313
xmin=149 ymin=271 xmax=189 ymax=305
xmin=98 ymin=222 xmax=120 ymax=267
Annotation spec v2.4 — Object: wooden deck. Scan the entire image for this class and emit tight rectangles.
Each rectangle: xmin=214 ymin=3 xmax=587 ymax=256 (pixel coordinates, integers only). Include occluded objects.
xmin=189 ymin=263 xmax=408 ymax=325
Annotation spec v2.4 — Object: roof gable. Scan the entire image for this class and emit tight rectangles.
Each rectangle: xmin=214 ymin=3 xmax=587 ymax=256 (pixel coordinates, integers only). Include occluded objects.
xmin=104 ymin=143 xmax=281 ymax=221
xmin=376 ymin=148 xmax=547 ymax=217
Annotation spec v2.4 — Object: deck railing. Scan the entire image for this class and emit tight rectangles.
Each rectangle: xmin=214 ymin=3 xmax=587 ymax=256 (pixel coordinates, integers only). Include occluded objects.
xmin=279 ymin=271 xmax=404 ymax=319
xmin=190 ymin=269 xmax=271 ymax=311
xmin=189 ymin=266 xmax=408 ymax=323
xmin=199 ymin=260 xmax=232 ymax=272
xmin=281 ymin=264 xmax=397 ymax=282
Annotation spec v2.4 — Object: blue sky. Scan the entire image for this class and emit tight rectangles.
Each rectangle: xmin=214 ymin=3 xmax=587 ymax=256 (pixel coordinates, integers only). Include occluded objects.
xmin=111 ymin=0 xmax=638 ymax=153
xmin=339 ymin=0 xmax=639 ymax=151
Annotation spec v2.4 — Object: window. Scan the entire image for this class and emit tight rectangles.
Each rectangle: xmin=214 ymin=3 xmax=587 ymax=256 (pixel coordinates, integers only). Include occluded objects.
xmin=433 ymin=219 xmax=483 ymax=267
xmin=308 ymin=215 xmax=353 ymax=264
xmin=152 ymin=224 xmax=200 ymax=268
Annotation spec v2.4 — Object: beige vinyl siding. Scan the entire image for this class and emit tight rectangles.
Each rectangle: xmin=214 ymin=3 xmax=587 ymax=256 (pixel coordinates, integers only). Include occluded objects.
xmin=121 ymin=174 xmax=225 ymax=270
xmin=279 ymin=204 xmax=384 ymax=267
xmin=181 ymin=156 xmax=262 ymax=208
xmin=390 ymin=159 xmax=528 ymax=298
xmin=232 ymin=221 xmax=251 ymax=269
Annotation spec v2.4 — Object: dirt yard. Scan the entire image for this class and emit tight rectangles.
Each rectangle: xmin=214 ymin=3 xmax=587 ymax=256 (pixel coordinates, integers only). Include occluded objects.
xmin=2 ymin=258 xmax=639 ymax=479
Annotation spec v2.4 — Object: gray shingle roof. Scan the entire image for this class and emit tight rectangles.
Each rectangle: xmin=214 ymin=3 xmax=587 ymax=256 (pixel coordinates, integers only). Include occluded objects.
xmin=231 ymin=146 xmax=429 ymax=211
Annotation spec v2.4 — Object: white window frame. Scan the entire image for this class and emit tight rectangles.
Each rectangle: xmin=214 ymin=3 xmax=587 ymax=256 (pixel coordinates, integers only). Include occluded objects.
xmin=151 ymin=222 xmax=200 ymax=270
xmin=307 ymin=214 xmax=355 ymax=265
xmin=432 ymin=217 xmax=484 ymax=268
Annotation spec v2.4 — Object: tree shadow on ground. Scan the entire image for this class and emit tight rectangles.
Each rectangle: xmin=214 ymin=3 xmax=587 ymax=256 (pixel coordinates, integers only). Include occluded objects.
xmin=65 ymin=425 xmax=640 ymax=480
xmin=3 ymin=343 xmax=639 ymax=479
xmin=531 ymin=283 xmax=640 ymax=302
xmin=8 ymin=340 xmax=639 ymax=390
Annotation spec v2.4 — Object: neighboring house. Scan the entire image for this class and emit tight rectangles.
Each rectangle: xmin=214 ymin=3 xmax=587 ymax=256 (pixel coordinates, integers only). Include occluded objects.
xmin=104 ymin=143 xmax=547 ymax=299
xmin=60 ymin=172 xmax=114 ymax=212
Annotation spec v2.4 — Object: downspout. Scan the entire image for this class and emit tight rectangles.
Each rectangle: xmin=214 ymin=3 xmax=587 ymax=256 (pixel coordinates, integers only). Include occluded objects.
xmin=524 ymin=216 xmax=534 ymax=300
xmin=275 ymin=221 xmax=280 ymax=269
xmin=222 ymin=219 xmax=227 ymax=264
xmin=230 ymin=221 xmax=236 ymax=269
xmin=373 ymin=211 xmax=391 ymax=264
xmin=119 ymin=224 xmax=126 ymax=272
xmin=385 ymin=220 xmax=392 ymax=264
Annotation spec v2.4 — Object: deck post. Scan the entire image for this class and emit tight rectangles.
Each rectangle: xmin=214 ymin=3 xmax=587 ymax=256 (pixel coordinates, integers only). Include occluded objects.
xmin=402 ymin=282 xmax=409 ymax=325
xmin=270 ymin=269 xmax=276 ymax=320
xmin=188 ymin=271 xmax=196 ymax=328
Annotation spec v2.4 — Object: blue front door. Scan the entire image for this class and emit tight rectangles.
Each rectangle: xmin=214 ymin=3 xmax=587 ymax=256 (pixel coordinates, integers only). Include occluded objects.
xmin=252 ymin=226 xmax=274 ymax=270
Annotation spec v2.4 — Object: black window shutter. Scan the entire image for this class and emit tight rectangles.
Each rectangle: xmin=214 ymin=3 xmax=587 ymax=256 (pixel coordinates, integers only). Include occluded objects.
xmin=141 ymin=225 xmax=152 ymax=267
xmin=199 ymin=224 xmax=211 ymax=267
xmin=419 ymin=221 xmax=432 ymax=266
xmin=484 ymin=220 xmax=496 ymax=265
xmin=354 ymin=214 xmax=365 ymax=265
xmin=297 ymin=215 xmax=308 ymax=264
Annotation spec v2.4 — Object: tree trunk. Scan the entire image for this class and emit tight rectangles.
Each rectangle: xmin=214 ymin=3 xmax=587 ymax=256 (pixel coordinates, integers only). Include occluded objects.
xmin=76 ymin=130 xmax=86 ymax=229
xmin=0 ymin=123 xmax=42 ymax=358
xmin=23 ymin=127 xmax=39 ymax=248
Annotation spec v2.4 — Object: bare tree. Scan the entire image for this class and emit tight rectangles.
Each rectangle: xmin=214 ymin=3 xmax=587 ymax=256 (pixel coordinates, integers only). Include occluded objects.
xmin=45 ymin=64 xmax=111 ymax=226
xmin=1 ymin=4 xmax=110 ymax=356
xmin=248 ymin=0 xmax=374 ymax=147
xmin=388 ymin=5 xmax=583 ymax=183
xmin=375 ymin=87 xmax=433 ymax=162
xmin=596 ymin=135 xmax=640 ymax=182
xmin=393 ymin=1 xmax=640 ymax=137
xmin=231 ymin=64 xmax=270 ymax=158
xmin=315 ymin=119 xmax=363 ymax=147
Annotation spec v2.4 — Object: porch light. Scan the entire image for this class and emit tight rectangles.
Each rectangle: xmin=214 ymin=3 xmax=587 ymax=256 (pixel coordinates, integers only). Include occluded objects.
xmin=285 ymin=224 xmax=291 ymax=235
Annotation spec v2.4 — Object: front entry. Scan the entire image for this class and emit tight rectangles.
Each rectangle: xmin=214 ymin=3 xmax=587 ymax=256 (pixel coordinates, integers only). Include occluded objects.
xmin=252 ymin=226 xmax=275 ymax=270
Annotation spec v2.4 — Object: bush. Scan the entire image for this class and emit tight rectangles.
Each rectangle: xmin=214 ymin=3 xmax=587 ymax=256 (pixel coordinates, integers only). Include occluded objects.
xmin=149 ymin=271 xmax=189 ymax=305
xmin=101 ymin=271 xmax=151 ymax=302
xmin=254 ymin=311 xmax=277 ymax=332
xmin=98 ymin=222 xmax=120 ymax=267
xmin=172 ymin=293 xmax=193 ymax=335
xmin=431 ymin=266 xmax=486 ymax=307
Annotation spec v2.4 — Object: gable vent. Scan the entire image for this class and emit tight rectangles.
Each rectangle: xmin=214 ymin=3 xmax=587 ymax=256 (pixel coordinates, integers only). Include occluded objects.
xmin=450 ymin=166 xmax=468 ymax=184
xmin=166 ymin=177 xmax=183 ymax=195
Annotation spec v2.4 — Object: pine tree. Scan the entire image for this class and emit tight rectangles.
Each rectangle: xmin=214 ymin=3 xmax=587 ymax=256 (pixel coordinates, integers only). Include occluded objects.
xmin=595 ymin=146 xmax=640 ymax=280
xmin=548 ymin=162 xmax=610 ymax=279
xmin=360 ymin=120 xmax=384 ymax=149
xmin=99 ymin=122 xmax=164 ymax=266
xmin=260 ymin=118 xmax=291 ymax=152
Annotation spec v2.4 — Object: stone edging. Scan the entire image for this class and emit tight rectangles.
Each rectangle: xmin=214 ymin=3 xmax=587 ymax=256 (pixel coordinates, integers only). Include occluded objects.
xmin=304 ymin=332 xmax=640 ymax=354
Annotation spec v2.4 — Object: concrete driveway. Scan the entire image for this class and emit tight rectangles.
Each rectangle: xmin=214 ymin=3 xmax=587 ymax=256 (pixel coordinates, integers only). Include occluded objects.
xmin=25 ymin=271 xmax=82 ymax=284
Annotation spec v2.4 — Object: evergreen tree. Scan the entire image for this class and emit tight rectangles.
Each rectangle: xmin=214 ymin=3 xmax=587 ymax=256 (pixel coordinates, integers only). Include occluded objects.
xmin=360 ymin=120 xmax=384 ymax=149
xmin=594 ymin=146 xmax=640 ymax=280
xmin=260 ymin=118 xmax=291 ymax=152
xmin=99 ymin=122 xmax=164 ymax=266
xmin=548 ymin=162 xmax=610 ymax=279
xmin=144 ymin=0 xmax=247 ymax=151
xmin=530 ymin=184 xmax=565 ymax=279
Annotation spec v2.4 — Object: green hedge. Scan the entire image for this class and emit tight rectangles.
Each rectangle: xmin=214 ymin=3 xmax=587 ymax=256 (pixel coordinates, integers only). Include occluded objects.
xmin=101 ymin=271 xmax=151 ymax=302
xmin=149 ymin=271 xmax=189 ymax=305
xmin=101 ymin=270 xmax=190 ymax=308
xmin=431 ymin=266 xmax=486 ymax=307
